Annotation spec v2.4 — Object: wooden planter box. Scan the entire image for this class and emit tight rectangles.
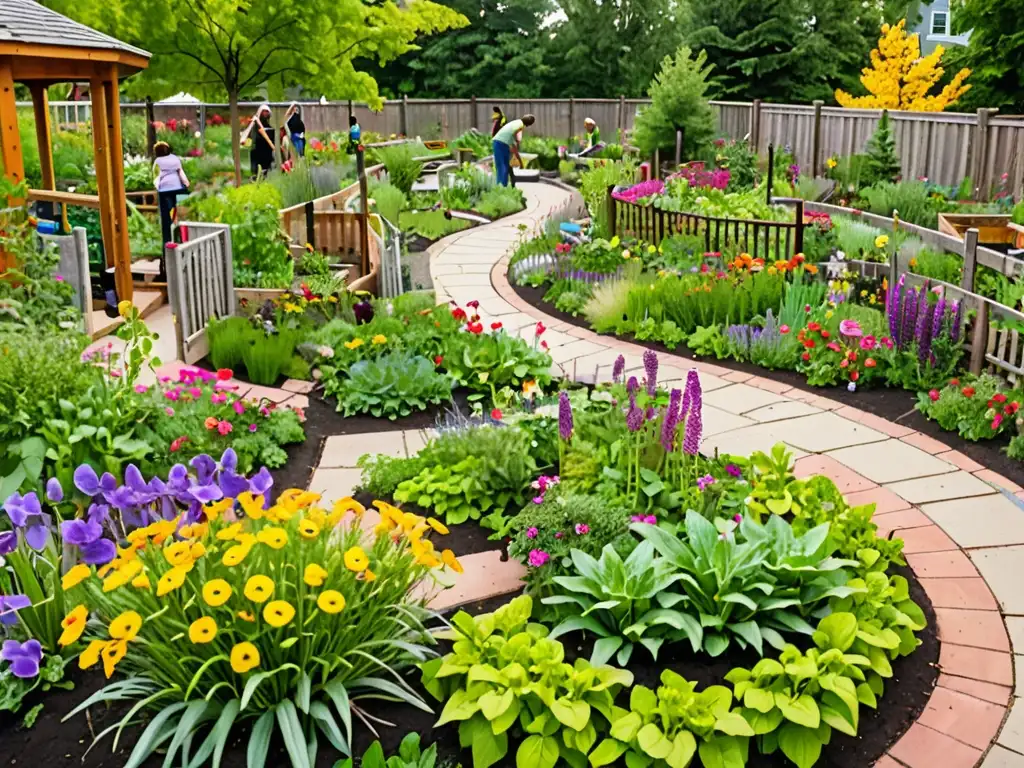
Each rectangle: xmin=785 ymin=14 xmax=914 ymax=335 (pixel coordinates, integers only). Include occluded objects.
xmin=234 ymin=287 xmax=287 ymax=305
xmin=937 ymin=213 xmax=1023 ymax=248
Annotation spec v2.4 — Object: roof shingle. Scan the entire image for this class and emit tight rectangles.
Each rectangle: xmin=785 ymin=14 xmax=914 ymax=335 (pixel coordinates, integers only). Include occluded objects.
xmin=0 ymin=0 xmax=150 ymax=59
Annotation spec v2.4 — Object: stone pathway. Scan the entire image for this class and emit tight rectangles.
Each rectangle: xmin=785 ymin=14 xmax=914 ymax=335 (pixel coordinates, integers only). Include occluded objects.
xmin=298 ymin=181 xmax=1024 ymax=767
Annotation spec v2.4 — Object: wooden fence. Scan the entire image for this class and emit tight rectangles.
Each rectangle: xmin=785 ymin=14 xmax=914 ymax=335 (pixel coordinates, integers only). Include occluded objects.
xmin=608 ymin=190 xmax=805 ymax=262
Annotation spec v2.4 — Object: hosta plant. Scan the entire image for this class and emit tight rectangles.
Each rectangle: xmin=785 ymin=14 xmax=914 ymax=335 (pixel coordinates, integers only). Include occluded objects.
xmin=328 ymin=352 xmax=451 ymax=420
xmin=61 ymin=459 xmax=461 ymax=768
xmin=606 ymin=670 xmax=754 ymax=768
xmin=726 ymin=613 xmax=877 ymax=768
xmin=420 ymin=595 xmax=633 ymax=768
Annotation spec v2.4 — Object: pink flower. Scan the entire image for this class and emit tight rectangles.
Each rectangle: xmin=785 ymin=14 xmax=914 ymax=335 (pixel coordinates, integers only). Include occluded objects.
xmin=575 ymin=523 xmax=590 ymax=535
xmin=233 ymin=401 xmax=245 ymax=415
xmin=109 ymin=370 xmax=122 ymax=378
xmin=169 ymin=436 xmax=188 ymax=453
xmin=554 ymin=532 xmax=563 ymax=539
xmin=164 ymin=389 xmax=180 ymax=402
xmin=859 ymin=335 xmax=876 ymax=350
xmin=526 ymin=527 xmax=538 ymax=539
xmin=54 ymin=274 xmax=64 ymax=282
xmin=992 ymin=414 xmax=1004 ymax=430
xmin=527 ymin=549 xmax=550 ymax=567
xmin=839 ymin=319 xmax=862 ymax=337
xmin=134 ymin=384 xmax=148 ymax=394
xmin=532 ymin=496 xmax=544 ymax=504
xmin=160 ymin=376 xmax=171 ymax=383
xmin=827 ymin=342 xmax=841 ymax=352
xmin=164 ymin=407 xmax=175 ymax=416
xmin=881 ymin=337 xmax=894 ymax=349
xmin=211 ymin=393 xmax=227 ymax=405
xmin=249 ymin=423 xmax=258 ymax=432
xmin=259 ymin=406 xmax=271 ymax=417
xmin=644 ymin=515 xmax=656 ymax=524
xmin=733 ymin=514 xmax=742 ymax=523
xmin=780 ymin=325 xmax=790 ymax=334
xmin=188 ymin=387 xmax=202 ymax=399
xmin=217 ymin=421 xmax=233 ymax=436
xmin=928 ymin=389 xmax=940 ymax=402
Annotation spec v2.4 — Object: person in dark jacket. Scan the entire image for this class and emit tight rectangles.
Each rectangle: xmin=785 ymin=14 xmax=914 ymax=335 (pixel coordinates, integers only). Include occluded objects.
xmin=285 ymin=102 xmax=306 ymax=158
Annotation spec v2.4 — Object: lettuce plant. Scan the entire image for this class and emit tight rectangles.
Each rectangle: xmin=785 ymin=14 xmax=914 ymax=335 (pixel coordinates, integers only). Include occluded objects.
xmin=393 ymin=457 xmax=494 ymax=525
xmin=441 ymin=331 xmax=553 ymax=404
xmin=605 ymin=670 xmax=754 ymax=768
xmin=331 ymin=352 xmax=451 ymax=420
xmin=420 ymin=595 xmax=633 ymax=768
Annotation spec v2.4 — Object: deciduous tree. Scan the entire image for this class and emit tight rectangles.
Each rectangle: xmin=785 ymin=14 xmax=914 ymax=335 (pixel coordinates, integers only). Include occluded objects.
xmin=944 ymin=0 xmax=1024 ymax=113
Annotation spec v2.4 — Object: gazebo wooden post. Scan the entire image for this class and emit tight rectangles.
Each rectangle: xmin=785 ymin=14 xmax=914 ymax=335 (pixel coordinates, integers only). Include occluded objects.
xmin=28 ymin=84 xmax=54 ymax=191
xmin=102 ymin=66 xmax=132 ymax=302
xmin=0 ymin=56 xmax=25 ymax=188
xmin=89 ymin=73 xmax=118 ymax=282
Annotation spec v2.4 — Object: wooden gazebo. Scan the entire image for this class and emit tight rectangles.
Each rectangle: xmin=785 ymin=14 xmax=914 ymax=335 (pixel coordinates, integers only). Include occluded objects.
xmin=0 ymin=0 xmax=150 ymax=301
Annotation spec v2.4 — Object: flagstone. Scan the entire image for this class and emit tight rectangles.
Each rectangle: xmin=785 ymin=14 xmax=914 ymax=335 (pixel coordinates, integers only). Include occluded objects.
xmin=755 ymin=411 xmax=889 ymax=453
xmin=307 ymin=468 xmax=362 ymax=503
xmin=887 ymin=471 xmax=998 ymax=505
xmin=970 ymin=546 xmax=1024 ymax=613
xmin=828 ymin=440 xmax=958 ymax=483
xmin=743 ymin=400 xmax=822 ymax=422
xmin=320 ymin=432 xmax=407 ymax=467
xmin=924 ymin=495 xmax=1024 ymax=548
xmin=704 ymin=382 xmax=787 ymax=413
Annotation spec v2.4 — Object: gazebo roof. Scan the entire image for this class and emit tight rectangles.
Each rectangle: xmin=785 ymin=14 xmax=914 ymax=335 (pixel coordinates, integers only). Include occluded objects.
xmin=0 ymin=0 xmax=150 ymax=80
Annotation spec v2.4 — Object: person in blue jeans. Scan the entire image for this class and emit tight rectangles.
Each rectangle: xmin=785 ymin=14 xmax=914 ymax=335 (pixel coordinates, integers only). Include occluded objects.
xmin=493 ymin=114 xmax=534 ymax=186
xmin=285 ymin=102 xmax=305 ymax=158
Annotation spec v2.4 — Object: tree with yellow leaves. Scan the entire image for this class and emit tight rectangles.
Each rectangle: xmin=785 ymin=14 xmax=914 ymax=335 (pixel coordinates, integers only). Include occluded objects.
xmin=835 ymin=20 xmax=971 ymax=111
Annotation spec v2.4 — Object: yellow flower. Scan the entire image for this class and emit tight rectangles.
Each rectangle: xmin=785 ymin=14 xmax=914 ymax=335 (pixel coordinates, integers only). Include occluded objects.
xmin=263 ymin=600 xmax=296 ymax=628
xmin=298 ymin=518 xmax=321 ymax=539
xmin=102 ymin=560 xmax=143 ymax=592
xmin=203 ymin=579 xmax=233 ymax=607
xmin=164 ymin=541 xmax=193 ymax=566
xmin=282 ymin=302 xmax=302 ymax=314
xmin=237 ymin=492 xmax=266 ymax=519
xmin=230 ymin=642 xmax=260 ymax=674
xmin=189 ymin=617 xmax=218 ymax=644
xmin=344 ymin=338 xmax=364 ymax=350
xmin=156 ymin=566 xmax=189 ymax=597
xmin=317 ymin=590 xmax=346 ymax=614
xmin=203 ymin=498 xmax=234 ymax=522
xmin=874 ymin=234 xmax=889 ymax=249
xmin=257 ymin=526 xmax=288 ymax=550
xmin=217 ymin=523 xmax=242 ymax=541
xmin=238 ymin=610 xmax=256 ymax=622
xmin=102 ymin=639 xmax=128 ymax=679
xmin=109 ymin=610 xmax=143 ymax=641
xmin=117 ymin=300 xmax=132 ymax=317
xmin=179 ymin=522 xmax=209 ymax=539
xmin=304 ymin=563 xmax=328 ymax=587
xmin=190 ymin=542 xmax=207 ymax=560
xmin=222 ymin=543 xmax=251 ymax=567
xmin=79 ymin=639 xmax=105 ymax=670
xmin=59 ymin=605 xmax=89 ymax=647
xmin=522 ymin=380 xmax=539 ymax=397
xmin=827 ymin=157 xmax=838 ymax=169
xmin=363 ymin=568 xmax=377 ymax=583
xmin=344 ymin=546 xmax=369 ymax=572
xmin=131 ymin=573 xmax=151 ymax=589
xmin=371 ymin=335 xmax=388 ymax=345
xmin=244 ymin=575 xmax=275 ymax=603
xmin=825 ymin=309 xmax=834 ymax=319
xmin=442 ymin=549 xmax=464 ymax=574
xmin=62 ymin=564 xmax=91 ymax=590
xmin=416 ymin=552 xmax=441 ymax=568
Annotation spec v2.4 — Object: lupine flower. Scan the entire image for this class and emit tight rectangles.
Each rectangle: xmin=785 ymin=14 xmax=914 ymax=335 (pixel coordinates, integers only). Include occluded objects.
xmin=526 ymin=527 xmax=538 ymax=539
xmin=626 ymin=401 xmax=643 ymax=432
xmin=661 ymin=389 xmax=682 ymax=452
xmin=575 ymin=523 xmax=590 ymax=535
xmin=527 ymin=549 xmax=550 ymax=567
xmin=558 ymin=391 xmax=573 ymax=440
xmin=612 ymin=355 xmax=626 ymax=383
xmin=1 ymin=639 xmax=41 ymax=678
xmin=682 ymin=370 xmax=703 ymax=455
xmin=643 ymin=350 xmax=658 ymax=396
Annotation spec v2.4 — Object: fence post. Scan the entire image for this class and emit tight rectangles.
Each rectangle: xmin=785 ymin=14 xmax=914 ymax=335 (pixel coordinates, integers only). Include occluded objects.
xmin=471 ymin=95 xmax=478 ymax=131
xmin=400 ymin=96 xmax=409 ymax=138
xmin=675 ymin=128 xmax=683 ymax=166
xmin=145 ymin=96 xmax=156 ymax=157
xmin=618 ymin=95 xmax=626 ymax=143
xmin=961 ymin=228 xmax=979 ymax=292
xmin=653 ymin=149 xmax=660 ymax=180
xmin=164 ymin=242 xmax=185 ymax=363
xmin=607 ymin=186 xmax=617 ymax=238
xmin=794 ymin=199 xmax=804 ymax=255
xmin=969 ymin=300 xmax=989 ymax=375
xmin=750 ymin=99 xmax=762 ymax=150
xmin=356 ymin=146 xmax=371 ymax=280
xmin=971 ymin=108 xmax=996 ymax=199
xmin=766 ymin=143 xmax=774 ymax=205
xmin=199 ymin=104 xmax=206 ymax=146
xmin=811 ymin=100 xmax=824 ymax=178
xmin=305 ymin=201 xmax=315 ymax=250
xmin=568 ymin=97 xmax=575 ymax=144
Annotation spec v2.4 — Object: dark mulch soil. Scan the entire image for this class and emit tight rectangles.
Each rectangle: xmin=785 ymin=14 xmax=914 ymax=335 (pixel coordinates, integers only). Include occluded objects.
xmin=514 ymin=281 xmax=1024 ymax=489
xmin=0 ymin=558 xmax=937 ymax=768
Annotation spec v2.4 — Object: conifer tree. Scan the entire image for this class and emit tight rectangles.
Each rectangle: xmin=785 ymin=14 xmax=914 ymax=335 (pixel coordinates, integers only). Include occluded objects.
xmin=864 ymin=110 xmax=902 ymax=184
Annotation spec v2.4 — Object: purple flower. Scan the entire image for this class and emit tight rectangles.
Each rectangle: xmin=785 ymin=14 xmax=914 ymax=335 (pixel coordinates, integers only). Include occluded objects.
xmin=0 ymin=531 xmax=16 ymax=556
xmin=61 ymin=519 xmax=102 ymax=547
xmin=527 ymin=549 xmax=550 ymax=567
xmin=725 ymin=464 xmax=742 ymax=478
xmin=526 ymin=527 xmax=538 ymax=539
xmin=1 ymin=639 xmax=41 ymax=678
xmin=661 ymin=389 xmax=682 ymax=452
xmin=932 ymin=297 xmax=946 ymax=341
xmin=575 ymin=523 xmax=590 ymax=535
xmin=0 ymin=595 xmax=30 ymax=626
xmin=554 ymin=531 xmax=564 ymax=539
xmin=733 ymin=513 xmax=742 ymax=523
xmin=3 ymin=493 xmax=50 ymax=551
xmin=626 ymin=403 xmax=643 ymax=432
xmin=643 ymin=350 xmax=658 ymax=397
xmin=73 ymin=464 xmax=101 ymax=496
xmin=612 ymin=355 xmax=626 ymax=383
xmin=951 ymin=300 xmax=962 ymax=342
xmin=80 ymin=539 xmax=116 ymax=565
xmin=630 ymin=514 xmax=657 ymax=524
xmin=682 ymin=369 xmax=703 ymax=455
xmin=558 ymin=391 xmax=573 ymax=441
xmin=626 ymin=376 xmax=638 ymax=396
xmin=532 ymin=496 xmax=544 ymax=505
xmin=45 ymin=478 xmax=63 ymax=503
xmin=697 ymin=474 xmax=716 ymax=491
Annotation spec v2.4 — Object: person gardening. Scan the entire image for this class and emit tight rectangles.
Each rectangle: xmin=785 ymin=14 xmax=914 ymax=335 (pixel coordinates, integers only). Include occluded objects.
xmin=347 ymin=115 xmax=361 ymax=154
xmin=491 ymin=106 xmax=507 ymax=138
xmin=493 ymin=114 xmax=534 ymax=186
xmin=584 ymin=117 xmax=601 ymax=148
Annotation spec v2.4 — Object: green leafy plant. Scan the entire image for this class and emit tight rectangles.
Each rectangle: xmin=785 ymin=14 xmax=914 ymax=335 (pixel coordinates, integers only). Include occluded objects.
xmin=442 ymin=330 xmax=553 ymax=404
xmin=633 ymin=47 xmax=716 ymax=157
xmin=333 ymin=733 xmax=438 ymax=768
xmin=207 ymin=315 xmax=252 ymax=370
xmin=393 ymin=457 xmax=494 ymax=525
xmin=377 ymin=144 xmax=424 ymax=197
xmin=863 ymin=110 xmax=901 ymax=185
xmin=688 ymin=325 xmax=729 ymax=358
xmin=420 ymin=595 xmax=634 ymax=768
xmin=241 ymin=328 xmax=301 ymax=385
xmin=331 ymin=352 xmax=451 ymax=420
xmin=476 ymin=186 xmax=525 ymax=219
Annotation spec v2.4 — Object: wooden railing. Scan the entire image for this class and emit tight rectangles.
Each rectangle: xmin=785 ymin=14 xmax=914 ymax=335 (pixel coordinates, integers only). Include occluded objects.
xmin=165 ymin=222 xmax=235 ymax=364
xmin=608 ymin=189 xmax=805 ymax=262
xmin=278 ymin=164 xmax=384 ymax=247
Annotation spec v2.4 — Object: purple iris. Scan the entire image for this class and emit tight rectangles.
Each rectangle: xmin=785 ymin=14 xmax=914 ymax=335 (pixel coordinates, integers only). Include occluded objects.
xmin=61 ymin=518 xmax=116 ymax=565
xmin=3 ymin=492 xmax=51 ymax=551
xmin=1 ymin=639 xmax=42 ymax=679
xmin=45 ymin=478 xmax=63 ymax=503
xmin=249 ymin=467 xmax=274 ymax=507
xmin=0 ymin=531 xmax=16 ymax=556
xmin=0 ymin=595 xmax=31 ymax=626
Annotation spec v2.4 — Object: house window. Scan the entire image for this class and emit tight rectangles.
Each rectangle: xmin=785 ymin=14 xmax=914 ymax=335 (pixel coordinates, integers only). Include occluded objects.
xmin=931 ymin=10 xmax=949 ymax=35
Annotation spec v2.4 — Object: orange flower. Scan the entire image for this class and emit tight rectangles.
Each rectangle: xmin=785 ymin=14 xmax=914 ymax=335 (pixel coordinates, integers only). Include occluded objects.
xmin=204 ymin=416 xmax=219 ymax=430
xmin=804 ymin=263 xmax=818 ymax=275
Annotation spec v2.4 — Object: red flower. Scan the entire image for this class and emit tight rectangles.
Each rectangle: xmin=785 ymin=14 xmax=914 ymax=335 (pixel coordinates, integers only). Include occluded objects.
xmin=216 ymin=368 xmax=233 ymax=381
xmin=850 ymin=370 xmax=859 ymax=382
xmin=840 ymin=359 xmax=849 ymax=368
xmin=467 ymin=322 xmax=484 ymax=334
xmin=807 ymin=322 xmax=821 ymax=332
xmin=803 ymin=339 xmax=816 ymax=349
xmin=467 ymin=300 xmax=480 ymax=310
xmin=929 ymin=389 xmax=940 ymax=401
xmin=820 ymin=330 xmax=831 ymax=339
xmin=434 ymin=355 xmax=444 ymax=366
xmin=801 ymin=352 xmax=811 ymax=362
xmin=170 ymin=436 xmax=189 ymax=453
xmin=780 ymin=325 xmax=790 ymax=334
xmin=535 ymin=322 xmax=546 ymax=336
xmin=541 ymin=340 xmax=549 ymax=350
xmin=452 ymin=307 xmax=467 ymax=322
xmin=962 ymin=387 xmax=975 ymax=398
xmin=827 ymin=342 xmax=841 ymax=352
xmin=490 ymin=408 xmax=503 ymax=421
xmin=864 ymin=358 xmax=876 ymax=368
xmin=993 ymin=393 xmax=1008 ymax=403
xmin=950 ymin=378 xmax=960 ymax=386
xmin=491 ymin=322 xmax=503 ymax=331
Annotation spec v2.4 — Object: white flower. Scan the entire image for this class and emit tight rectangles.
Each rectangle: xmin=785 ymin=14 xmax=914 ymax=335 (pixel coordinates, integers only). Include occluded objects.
xmin=317 ymin=345 xmax=334 ymax=359
xmin=847 ymin=382 xmax=857 ymax=392
xmin=194 ymin=131 xmax=202 ymax=139
xmin=312 ymin=369 xmax=322 ymax=380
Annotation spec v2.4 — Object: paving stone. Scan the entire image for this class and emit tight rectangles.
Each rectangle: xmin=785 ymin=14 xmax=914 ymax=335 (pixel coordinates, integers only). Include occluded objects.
xmin=971 ymin=546 xmax=1024 ymax=614
xmin=403 ymin=430 xmax=430 ymax=458
xmin=934 ymin=608 xmax=1010 ymax=651
xmin=855 ymin=411 xmax=917 ymax=438
xmin=661 ymin=373 xmax=732 ymax=392
xmin=919 ymin=577 xmax=999 ymax=611
xmin=549 ymin=339 xmax=608 ymax=365
xmin=976 ymin=470 xmax=1024 ymax=494
xmin=999 ymin=699 xmax=1024 ymax=755
xmin=320 ymin=433 xmax=406 ymax=468
xmin=888 ymin=722 xmax=983 ymax=768
xmin=307 ymin=468 xmax=363 ymax=503
xmin=901 ymin=432 xmax=954 ymax=454
xmin=906 ymin=550 xmax=983 ymax=579
xmin=427 ymin=550 xmax=526 ymax=610
xmin=702 ymin=425 xmax=807 ymax=461
xmin=896 ymin=524 xmax=959 ymax=554
xmin=745 ymin=375 xmax=793 ymax=395
xmin=704 ymin=383 xmax=787 ymax=413
xmin=794 ymin=455 xmax=876 ymax=494
xmin=925 ymin=495 xmax=1024 ymax=549
xmin=936 ymin=450 xmax=986 ymax=473
xmin=722 ymin=371 xmax=753 ymax=383
xmin=845 ymin=486 xmax=913 ymax=514
xmin=761 ymin=411 xmax=890 ymax=453
xmin=918 ymin=685 xmax=1007 ymax=750
xmin=828 ymin=440 xmax=958 ymax=484
xmin=887 ymin=472 xmax=999 ymax=505
xmin=701 ymin=406 xmax=756 ymax=437
xmin=873 ymin=757 xmax=905 ymax=768
xmin=982 ymin=745 xmax=1024 ymax=767
xmin=278 ymin=394 xmax=309 ymax=411
xmin=281 ymin=379 xmax=315 ymax=394
xmin=1005 ymin=617 xmax=1024 ymax=653
xmin=437 ymin=273 xmax=494 ymax=287
xmin=873 ymin=508 xmax=934 ymax=536
xmin=939 ymin=644 xmax=1013 ymax=686
xmin=937 ymin=674 xmax=1012 ymax=706
xmin=743 ymin=400 xmax=822 ymax=423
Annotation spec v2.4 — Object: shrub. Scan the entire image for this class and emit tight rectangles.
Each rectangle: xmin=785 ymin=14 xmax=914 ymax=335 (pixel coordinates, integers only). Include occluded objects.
xmin=633 ymin=46 xmax=716 ymax=157
xmin=863 ymin=110 xmax=901 ymax=185
xmin=859 ymin=181 xmax=945 ymax=229
xmin=370 ymin=180 xmax=407 ymax=227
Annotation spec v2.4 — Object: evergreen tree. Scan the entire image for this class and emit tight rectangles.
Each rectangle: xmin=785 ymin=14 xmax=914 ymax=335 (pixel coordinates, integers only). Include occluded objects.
xmin=864 ymin=110 xmax=902 ymax=184
xmin=632 ymin=47 xmax=716 ymax=157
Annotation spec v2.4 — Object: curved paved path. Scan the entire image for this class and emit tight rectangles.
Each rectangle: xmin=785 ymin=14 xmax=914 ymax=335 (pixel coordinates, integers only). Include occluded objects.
xmin=426 ymin=181 xmax=1024 ymax=768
